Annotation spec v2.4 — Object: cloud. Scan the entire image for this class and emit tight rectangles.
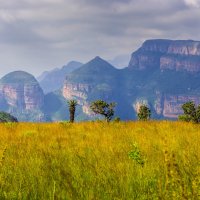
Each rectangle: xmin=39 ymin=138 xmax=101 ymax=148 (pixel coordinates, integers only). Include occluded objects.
xmin=184 ymin=0 xmax=200 ymax=7
xmin=0 ymin=0 xmax=200 ymax=77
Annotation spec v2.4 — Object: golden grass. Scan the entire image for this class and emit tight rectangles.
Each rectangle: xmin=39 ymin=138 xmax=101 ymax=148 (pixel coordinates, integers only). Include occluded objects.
xmin=0 ymin=121 xmax=199 ymax=199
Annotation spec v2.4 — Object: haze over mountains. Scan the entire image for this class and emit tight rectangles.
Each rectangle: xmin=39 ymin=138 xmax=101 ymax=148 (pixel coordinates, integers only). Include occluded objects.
xmin=37 ymin=61 xmax=83 ymax=94
xmin=1 ymin=39 xmax=200 ymax=121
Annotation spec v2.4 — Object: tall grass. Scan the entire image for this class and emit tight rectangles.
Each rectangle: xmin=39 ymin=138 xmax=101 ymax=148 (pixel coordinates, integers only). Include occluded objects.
xmin=0 ymin=121 xmax=199 ymax=199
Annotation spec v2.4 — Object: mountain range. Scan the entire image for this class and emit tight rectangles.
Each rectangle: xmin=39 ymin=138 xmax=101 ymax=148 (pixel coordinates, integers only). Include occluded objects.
xmin=1 ymin=39 xmax=200 ymax=121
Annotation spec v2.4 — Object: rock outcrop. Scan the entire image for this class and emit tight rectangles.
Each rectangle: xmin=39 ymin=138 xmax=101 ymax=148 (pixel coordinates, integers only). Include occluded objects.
xmin=128 ymin=39 xmax=200 ymax=72
xmin=63 ymin=82 xmax=93 ymax=116
xmin=162 ymin=95 xmax=200 ymax=118
xmin=151 ymin=93 xmax=200 ymax=118
xmin=0 ymin=71 xmax=45 ymax=121
xmin=63 ymin=83 xmax=91 ymax=104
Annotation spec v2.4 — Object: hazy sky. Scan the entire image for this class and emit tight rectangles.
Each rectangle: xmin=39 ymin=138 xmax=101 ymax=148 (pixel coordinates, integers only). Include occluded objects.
xmin=0 ymin=0 xmax=200 ymax=77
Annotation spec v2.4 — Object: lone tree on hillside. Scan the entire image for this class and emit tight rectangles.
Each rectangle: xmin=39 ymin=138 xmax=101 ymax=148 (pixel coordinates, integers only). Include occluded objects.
xmin=90 ymin=100 xmax=116 ymax=122
xmin=67 ymin=100 xmax=78 ymax=123
xmin=178 ymin=101 xmax=200 ymax=123
xmin=137 ymin=104 xmax=151 ymax=121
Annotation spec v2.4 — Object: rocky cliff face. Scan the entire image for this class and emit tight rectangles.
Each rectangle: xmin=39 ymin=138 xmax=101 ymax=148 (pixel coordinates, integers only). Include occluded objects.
xmin=152 ymin=93 xmax=200 ymax=118
xmin=1 ymin=83 xmax=44 ymax=110
xmin=62 ymin=82 xmax=93 ymax=116
xmin=63 ymin=83 xmax=91 ymax=103
xmin=0 ymin=71 xmax=45 ymax=121
xmin=162 ymin=95 xmax=200 ymax=118
xmin=160 ymin=55 xmax=200 ymax=72
xmin=129 ymin=39 xmax=200 ymax=72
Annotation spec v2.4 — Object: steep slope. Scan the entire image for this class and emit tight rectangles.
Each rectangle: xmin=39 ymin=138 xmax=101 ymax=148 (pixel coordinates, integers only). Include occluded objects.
xmin=38 ymin=61 xmax=82 ymax=94
xmin=0 ymin=71 xmax=45 ymax=121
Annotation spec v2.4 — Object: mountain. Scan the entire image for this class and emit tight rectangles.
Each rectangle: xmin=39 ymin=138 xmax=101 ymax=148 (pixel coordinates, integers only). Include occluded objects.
xmin=43 ymin=90 xmax=70 ymax=121
xmin=62 ymin=56 xmax=135 ymax=120
xmin=0 ymin=71 xmax=45 ymax=121
xmin=38 ymin=61 xmax=83 ymax=94
xmin=1 ymin=39 xmax=200 ymax=121
xmin=127 ymin=39 xmax=200 ymax=118
xmin=61 ymin=40 xmax=200 ymax=120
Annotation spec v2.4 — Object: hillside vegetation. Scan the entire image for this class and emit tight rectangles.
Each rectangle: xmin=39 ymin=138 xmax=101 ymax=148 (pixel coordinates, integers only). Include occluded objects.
xmin=0 ymin=122 xmax=199 ymax=199
xmin=0 ymin=112 xmax=18 ymax=122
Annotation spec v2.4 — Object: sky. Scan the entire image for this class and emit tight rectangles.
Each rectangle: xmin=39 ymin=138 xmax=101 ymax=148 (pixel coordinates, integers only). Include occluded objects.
xmin=0 ymin=0 xmax=200 ymax=77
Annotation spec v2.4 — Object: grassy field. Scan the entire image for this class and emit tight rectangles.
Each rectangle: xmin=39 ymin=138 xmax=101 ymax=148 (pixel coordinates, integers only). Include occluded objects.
xmin=0 ymin=121 xmax=199 ymax=200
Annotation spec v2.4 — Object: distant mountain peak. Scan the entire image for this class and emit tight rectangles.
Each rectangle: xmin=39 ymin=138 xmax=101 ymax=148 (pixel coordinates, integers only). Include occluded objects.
xmin=0 ymin=70 xmax=37 ymax=84
xmin=37 ymin=61 xmax=83 ymax=94
xmin=61 ymin=61 xmax=83 ymax=71
xmin=73 ymin=56 xmax=116 ymax=74
xmin=94 ymin=56 xmax=103 ymax=60
xmin=89 ymin=56 xmax=107 ymax=63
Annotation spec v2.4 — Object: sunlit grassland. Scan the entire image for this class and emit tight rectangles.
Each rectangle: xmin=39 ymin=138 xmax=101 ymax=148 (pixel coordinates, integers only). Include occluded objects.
xmin=0 ymin=121 xmax=200 ymax=199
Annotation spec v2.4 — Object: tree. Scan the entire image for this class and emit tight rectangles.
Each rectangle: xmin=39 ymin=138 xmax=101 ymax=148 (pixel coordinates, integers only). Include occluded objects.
xmin=179 ymin=101 xmax=199 ymax=123
xmin=67 ymin=100 xmax=78 ymax=123
xmin=137 ymin=104 xmax=151 ymax=121
xmin=196 ymin=105 xmax=200 ymax=122
xmin=90 ymin=100 xmax=116 ymax=122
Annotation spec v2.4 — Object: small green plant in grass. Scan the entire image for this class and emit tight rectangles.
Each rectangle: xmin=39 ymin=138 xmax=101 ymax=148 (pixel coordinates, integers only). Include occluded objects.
xmin=128 ymin=143 xmax=145 ymax=167
xmin=113 ymin=117 xmax=120 ymax=122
